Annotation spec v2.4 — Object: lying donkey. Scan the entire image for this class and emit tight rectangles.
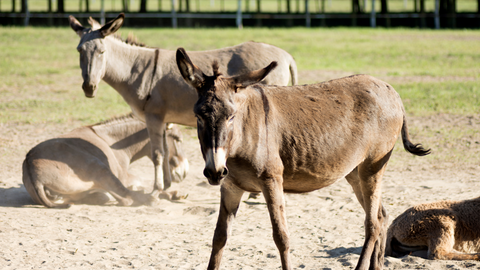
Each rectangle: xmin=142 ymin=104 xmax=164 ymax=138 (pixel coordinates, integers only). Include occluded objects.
xmin=22 ymin=114 xmax=188 ymax=208
xmin=176 ymin=48 xmax=430 ymax=270
xmin=386 ymin=196 xmax=480 ymax=261
xmin=69 ymin=13 xmax=298 ymax=196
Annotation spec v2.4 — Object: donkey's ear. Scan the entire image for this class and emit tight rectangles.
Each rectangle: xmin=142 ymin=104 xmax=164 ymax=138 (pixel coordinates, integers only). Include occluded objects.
xmin=88 ymin=16 xmax=102 ymax=30
xmin=99 ymin=13 xmax=124 ymax=37
xmin=231 ymin=61 xmax=277 ymax=90
xmin=69 ymin=15 xmax=85 ymax=37
xmin=176 ymin=47 xmax=206 ymax=90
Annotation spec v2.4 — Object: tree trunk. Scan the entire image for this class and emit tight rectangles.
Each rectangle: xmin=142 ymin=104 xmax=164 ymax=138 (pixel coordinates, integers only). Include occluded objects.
xmin=440 ymin=0 xmax=456 ymax=28
xmin=122 ymin=0 xmax=129 ymax=12
xmin=57 ymin=0 xmax=64 ymax=13
xmin=21 ymin=0 xmax=27 ymax=12
xmin=352 ymin=0 xmax=361 ymax=13
xmin=11 ymin=0 xmax=15 ymax=12
xmin=420 ymin=0 xmax=426 ymax=28
xmin=140 ymin=0 xmax=147 ymax=12
xmin=380 ymin=0 xmax=387 ymax=13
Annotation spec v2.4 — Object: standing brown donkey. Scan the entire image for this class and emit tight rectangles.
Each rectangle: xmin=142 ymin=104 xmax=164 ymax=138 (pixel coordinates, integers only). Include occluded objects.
xmin=175 ymin=48 xmax=430 ymax=270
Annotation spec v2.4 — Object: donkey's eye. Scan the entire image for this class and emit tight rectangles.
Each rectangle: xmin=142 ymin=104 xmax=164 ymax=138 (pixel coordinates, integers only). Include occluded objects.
xmin=196 ymin=116 xmax=204 ymax=127
xmin=228 ymin=115 xmax=235 ymax=123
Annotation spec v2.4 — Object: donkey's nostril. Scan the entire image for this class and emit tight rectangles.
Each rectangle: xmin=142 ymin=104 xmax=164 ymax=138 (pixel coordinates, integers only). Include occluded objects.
xmin=220 ymin=167 xmax=229 ymax=178
xmin=203 ymin=168 xmax=212 ymax=179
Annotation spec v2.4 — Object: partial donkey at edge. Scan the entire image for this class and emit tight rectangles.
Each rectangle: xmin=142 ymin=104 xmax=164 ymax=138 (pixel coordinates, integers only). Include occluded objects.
xmin=68 ymin=13 xmax=298 ymax=196
xmin=175 ymin=48 xmax=430 ymax=270
xmin=22 ymin=114 xmax=189 ymax=208
xmin=386 ymin=196 xmax=480 ymax=261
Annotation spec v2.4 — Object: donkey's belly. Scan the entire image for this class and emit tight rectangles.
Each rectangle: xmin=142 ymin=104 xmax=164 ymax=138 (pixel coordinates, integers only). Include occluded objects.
xmin=226 ymin=158 xmax=351 ymax=193
xmin=282 ymin=172 xmax=344 ymax=193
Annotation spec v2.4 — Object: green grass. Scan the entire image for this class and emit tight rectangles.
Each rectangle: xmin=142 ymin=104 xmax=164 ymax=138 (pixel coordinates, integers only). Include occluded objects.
xmin=0 ymin=26 xmax=479 ymax=125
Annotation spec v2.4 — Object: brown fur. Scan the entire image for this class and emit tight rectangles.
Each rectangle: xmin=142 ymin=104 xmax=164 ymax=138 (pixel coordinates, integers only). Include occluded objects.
xmin=69 ymin=13 xmax=298 ymax=195
xmin=22 ymin=114 xmax=188 ymax=208
xmin=176 ymin=48 xmax=430 ymax=270
xmin=386 ymin=197 xmax=480 ymax=261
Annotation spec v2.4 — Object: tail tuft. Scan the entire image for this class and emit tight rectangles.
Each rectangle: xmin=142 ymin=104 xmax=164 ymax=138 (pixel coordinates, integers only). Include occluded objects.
xmin=403 ymin=141 xmax=431 ymax=156
xmin=401 ymin=115 xmax=431 ymax=157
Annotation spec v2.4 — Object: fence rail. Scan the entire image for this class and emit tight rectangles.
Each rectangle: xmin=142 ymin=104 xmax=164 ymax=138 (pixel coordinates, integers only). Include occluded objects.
xmin=1 ymin=0 xmax=479 ymax=28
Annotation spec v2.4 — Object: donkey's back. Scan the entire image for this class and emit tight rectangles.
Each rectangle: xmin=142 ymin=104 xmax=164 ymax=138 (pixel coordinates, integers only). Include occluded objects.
xmin=182 ymin=41 xmax=297 ymax=86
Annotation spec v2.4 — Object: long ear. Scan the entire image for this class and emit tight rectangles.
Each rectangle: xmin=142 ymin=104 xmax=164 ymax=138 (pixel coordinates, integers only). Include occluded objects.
xmin=176 ymin=47 xmax=206 ymax=90
xmin=99 ymin=13 xmax=125 ymax=37
xmin=231 ymin=61 xmax=278 ymax=89
xmin=69 ymin=15 xmax=85 ymax=37
xmin=88 ymin=16 xmax=102 ymax=30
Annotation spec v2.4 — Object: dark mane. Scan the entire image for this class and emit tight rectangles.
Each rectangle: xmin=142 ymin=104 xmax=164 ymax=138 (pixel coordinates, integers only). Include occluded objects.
xmin=92 ymin=113 xmax=138 ymax=127
xmin=112 ymin=33 xmax=150 ymax=48
xmin=212 ymin=60 xmax=222 ymax=78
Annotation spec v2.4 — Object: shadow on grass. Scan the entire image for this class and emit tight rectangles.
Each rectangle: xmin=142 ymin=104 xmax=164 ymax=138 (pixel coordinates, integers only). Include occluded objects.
xmin=0 ymin=185 xmax=36 ymax=207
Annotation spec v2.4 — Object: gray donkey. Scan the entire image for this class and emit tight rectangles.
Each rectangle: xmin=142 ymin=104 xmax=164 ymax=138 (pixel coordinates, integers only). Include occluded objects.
xmin=23 ymin=114 xmax=188 ymax=208
xmin=176 ymin=48 xmax=430 ymax=270
xmin=69 ymin=13 xmax=298 ymax=196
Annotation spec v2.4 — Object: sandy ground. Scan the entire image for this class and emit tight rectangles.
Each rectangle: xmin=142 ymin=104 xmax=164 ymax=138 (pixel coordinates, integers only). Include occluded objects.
xmin=1 ymin=108 xmax=480 ymax=269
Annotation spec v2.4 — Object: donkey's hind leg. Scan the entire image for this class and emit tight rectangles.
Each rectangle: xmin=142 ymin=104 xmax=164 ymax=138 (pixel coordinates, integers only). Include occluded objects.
xmin=427 ymin=223 xmax=480 ymax=261
xmin=346 ymin=157 xmax=390 ymax=270
xmin=207 ymin=179 xmax=245 ymax=270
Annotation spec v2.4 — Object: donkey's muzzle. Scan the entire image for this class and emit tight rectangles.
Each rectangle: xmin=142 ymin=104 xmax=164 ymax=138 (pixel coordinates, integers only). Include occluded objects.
xmin=203 ymin=167 xmax=228 ymax=185
xmin=82 ymin=81 xmax=97 ymax=98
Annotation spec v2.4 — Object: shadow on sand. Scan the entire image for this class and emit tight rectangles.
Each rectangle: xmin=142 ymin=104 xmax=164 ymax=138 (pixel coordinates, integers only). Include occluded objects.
xmin=0 ymin=185 xmax=37 ymax=207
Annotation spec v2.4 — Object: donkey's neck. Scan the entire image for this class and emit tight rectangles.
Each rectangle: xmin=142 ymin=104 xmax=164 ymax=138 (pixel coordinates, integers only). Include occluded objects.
xmin=102 ymin=37 xmax=158 ymax=104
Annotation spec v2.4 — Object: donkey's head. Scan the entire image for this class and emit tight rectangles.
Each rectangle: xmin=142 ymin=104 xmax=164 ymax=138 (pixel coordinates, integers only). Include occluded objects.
xmin=69 ymin=13 xmax=124 ymax=98
xmin=176 ymin=47 xmax=277 ymax=185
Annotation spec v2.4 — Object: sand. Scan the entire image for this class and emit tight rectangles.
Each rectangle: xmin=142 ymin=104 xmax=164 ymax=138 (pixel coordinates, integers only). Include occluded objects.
xmin=1 ymin=113 xmax=480 ymax=270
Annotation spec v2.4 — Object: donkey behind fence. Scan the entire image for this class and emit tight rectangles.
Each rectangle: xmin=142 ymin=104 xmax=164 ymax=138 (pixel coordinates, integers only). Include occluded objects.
xmin=23 ymin=114 xmax=188 ymax=208
xmin=175 ymin=48 xmax=430 ymax=270
xmin=69 ymin=13 xmax=298 ymax=196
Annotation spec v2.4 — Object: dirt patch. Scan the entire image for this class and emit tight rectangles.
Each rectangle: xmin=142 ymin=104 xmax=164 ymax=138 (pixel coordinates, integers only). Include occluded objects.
xmin=1 ymin=115 xmax=480 ymax=269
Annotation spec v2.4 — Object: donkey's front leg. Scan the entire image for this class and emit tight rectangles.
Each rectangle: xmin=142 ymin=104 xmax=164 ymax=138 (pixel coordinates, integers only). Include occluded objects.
xmin=261 ymin=176 xmax=292 ymax=270
xmin=145 ymin=114 xmax=172 ymax=194
xmin=208 ymin=180 xmax=244 ymax=270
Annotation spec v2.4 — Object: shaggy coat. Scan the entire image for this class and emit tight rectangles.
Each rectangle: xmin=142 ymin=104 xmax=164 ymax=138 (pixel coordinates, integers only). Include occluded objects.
xmin=386 ymin=197 xmax=480 ymax=260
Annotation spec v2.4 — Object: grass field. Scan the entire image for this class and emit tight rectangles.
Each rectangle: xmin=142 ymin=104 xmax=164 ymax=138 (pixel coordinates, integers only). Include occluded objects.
xmin=0 ymin=26 xmax=478 ymax=125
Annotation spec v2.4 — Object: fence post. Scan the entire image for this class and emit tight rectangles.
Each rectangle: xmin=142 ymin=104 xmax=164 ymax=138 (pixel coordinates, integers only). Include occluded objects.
xmin=100 ymin=0 xmax=105 ymax=24
xmin=236 ymin=0 xmax=243 ymax=29
xmin=171 ymin=0 xmax=178 ymax=28
xmin=305 ymin=0 xmax=311 ymax=27
xmin=23 ymin=0 xmax=30 ymax=26
xmin=370 ymin=0 xmax=376 ymax=27
xmin=434 ymin=0 xmax=440 ymax=28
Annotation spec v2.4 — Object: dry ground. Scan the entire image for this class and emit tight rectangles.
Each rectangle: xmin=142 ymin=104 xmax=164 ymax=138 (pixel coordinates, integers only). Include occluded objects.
xmin=1 ymin=71 xmax=480 ymax=270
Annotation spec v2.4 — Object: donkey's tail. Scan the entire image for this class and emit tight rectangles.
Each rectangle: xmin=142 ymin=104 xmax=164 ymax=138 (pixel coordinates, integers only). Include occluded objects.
xmin=22 ymin=154 xmax=71 ymax=209
xmin=289 ymin=57 xmax=298 ymax=86
xmin=401 ymin=115 xmax=431 ymax=156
